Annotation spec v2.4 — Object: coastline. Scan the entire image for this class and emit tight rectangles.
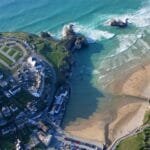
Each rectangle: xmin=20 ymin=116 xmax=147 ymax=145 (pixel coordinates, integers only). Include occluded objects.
xmin=64 ymin=63 xmax=150 ymax=145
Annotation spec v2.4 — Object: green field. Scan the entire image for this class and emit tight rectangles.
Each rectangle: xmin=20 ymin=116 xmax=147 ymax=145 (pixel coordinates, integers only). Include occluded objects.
xmin=2 ymin=46 xmax=9 ymax=52
xmin=116 ymin=111 xmax=150 ymax=150
xmin=0 ymin=52 xmax=14 ymax=66
xmin=143 ymin=111 xmax=150 ymax=125
xmin=0 ymin=43 xmax=24 ymax=68
xmin=116 ymin=133 xmax=144 ymax=150
xmin=8 ymin=48 xmax=17 ymax=56
xmin=1 ymin=32 xmax=69 ymax=69
xmin=14 ymin=52 xmax=22 ymax=61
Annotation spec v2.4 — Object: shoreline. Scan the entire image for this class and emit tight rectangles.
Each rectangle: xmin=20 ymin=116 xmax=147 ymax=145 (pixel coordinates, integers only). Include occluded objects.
xmin=64 ymin=63 xmax=150 ymax=145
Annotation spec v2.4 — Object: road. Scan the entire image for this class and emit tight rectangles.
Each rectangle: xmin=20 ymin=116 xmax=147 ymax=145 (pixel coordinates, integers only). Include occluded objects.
xmin=108 ymin=125 xmax=149 ymax=150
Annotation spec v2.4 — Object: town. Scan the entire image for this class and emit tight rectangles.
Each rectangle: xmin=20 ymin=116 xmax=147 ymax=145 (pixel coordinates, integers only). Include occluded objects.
xmin=0 ymin=32 xmax=104 ymax=150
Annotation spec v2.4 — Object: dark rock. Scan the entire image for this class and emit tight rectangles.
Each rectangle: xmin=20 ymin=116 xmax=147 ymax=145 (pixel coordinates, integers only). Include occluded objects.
xmin=40 ymin=32 xmax=52 ymax=39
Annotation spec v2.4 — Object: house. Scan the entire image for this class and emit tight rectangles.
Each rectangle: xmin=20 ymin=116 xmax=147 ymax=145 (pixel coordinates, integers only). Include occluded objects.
xmin=16 ymin=122 xmax=25 ymax=129
xmin=37 ymin=131 xmax=52 ymax=146
xmin=4 ymin=91 xmax=11 ymax=98
xmin=38 ymin=121 xmax=49 ymax=133
xmin=15 ymin=118 xmax=25 ymax=129
xmin=9 ymin=86 xmax=21 ymax=96
xmin=2 ymin=106 xmax=11 ymax=117
xmin=9 ymin=104 xmax=18 ymax=112
xmin=16 ymin=139 xmax=22 ymax=150
xmin=27 ymin=134 xmax=40 ymax=149
xmin=1 ymin=128 xmax=10 ymax=135
xmin=0 ymin=81 xmax=8 ymax=87
xmin=26 ymin=102 xmax=37 ymax=113
xmin=28 ymin=57 xmax=37 ymax=68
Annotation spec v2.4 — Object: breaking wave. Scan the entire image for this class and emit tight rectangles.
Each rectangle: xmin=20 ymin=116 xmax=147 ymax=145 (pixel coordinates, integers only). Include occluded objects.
xmin=115 ymin=34 xmax=138 ymax=53
xmin=62 ymin=23 xmax=115 ymax=43
xmin=104 ymin=1 xmax=150 ymax=28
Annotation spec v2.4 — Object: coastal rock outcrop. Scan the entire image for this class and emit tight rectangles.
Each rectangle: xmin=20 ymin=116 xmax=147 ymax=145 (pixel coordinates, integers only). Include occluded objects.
xmin=110 ymin=18 xmax=129 ymax=28
xmin=62 ymin=24 xmax=88 ymax=51
xmin=40 ymin=31 xmax=53 ymax=39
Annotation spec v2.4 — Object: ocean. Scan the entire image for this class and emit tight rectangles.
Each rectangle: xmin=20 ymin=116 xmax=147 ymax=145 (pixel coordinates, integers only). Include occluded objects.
xmin=0 ymin=0 xmax=150 ymax=127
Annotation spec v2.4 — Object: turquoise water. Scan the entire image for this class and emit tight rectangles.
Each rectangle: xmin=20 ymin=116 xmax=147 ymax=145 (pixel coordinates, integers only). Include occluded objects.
xmin=0 ymin=0 xmax=150 ymax=126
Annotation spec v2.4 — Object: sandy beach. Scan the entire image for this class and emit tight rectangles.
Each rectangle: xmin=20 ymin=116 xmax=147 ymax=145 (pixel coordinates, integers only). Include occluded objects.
xmin=122 ymin=65 xmax=150 ymax=98
xmin=108 ymin=102 xmax=148 ymax=141
xmin=65 ymin=64 xmax=150 ymax=144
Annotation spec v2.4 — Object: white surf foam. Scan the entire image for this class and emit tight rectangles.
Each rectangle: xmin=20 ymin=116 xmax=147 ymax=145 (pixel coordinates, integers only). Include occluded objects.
xmin=61 ymin=23 xmax=115 ymax=43
xmin=116 ymin=34 xmax=138 ymax=53
xmin=74 ymin=23 xmax=115 ymax=43
xmin=131 ymin=5 xmax=150 ymax=28
xmin=92 ymin=69 xmax=100 ymax=75
xmin=104 ymin=2 xmax=150 ymax=28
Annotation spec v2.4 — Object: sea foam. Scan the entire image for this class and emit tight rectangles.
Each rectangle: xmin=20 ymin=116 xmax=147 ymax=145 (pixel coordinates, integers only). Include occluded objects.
xmin=116 ymin=34 xmax=138 ymax=53
xmin=61 ymin=23 xmax=115 ymax=43
xmin=104 ymin=2 xmax=150 ymax=28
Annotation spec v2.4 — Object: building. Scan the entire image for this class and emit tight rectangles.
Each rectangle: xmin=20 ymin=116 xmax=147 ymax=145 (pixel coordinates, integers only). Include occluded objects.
xmin=0 ymin=81 xmax=8 ymax=87
xmin=2 ymin=106 xmax=11 ymax=117
xmin=37 ymin=131 xmax=52 ymax=146
xmin=27 ymin=134 xmax=40 ymax=149
xmin=38 ymin=121 xmax=49 ymax=133
xmin=1 ymin=128 xmax=9 ymax=135
xmin=9 ymin=104 xmax=18 ymax=112
xmin=27 ymin=56 xmax=45 ymax=98
xmin=9 ymin=86 xmax=21 ymax=96
xmin=4 ymin=91 xmax=11 ymax=98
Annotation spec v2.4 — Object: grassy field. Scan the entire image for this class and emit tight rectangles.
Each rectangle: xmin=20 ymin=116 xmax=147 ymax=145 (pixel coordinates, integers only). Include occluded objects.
xmin=0 ymin=52 xmax=14 ymax=66
xmin=116 ymin=133 xmax=144 ymax=150
xmin=143 ymin=111 xmax=150 ymax=125
xmin=14 ymin=52 xmax=22 ymax=61
xmin=1 ymin=32 xmax=69 ymax=70
xmin=2 ymin=46 xmax=9 ymax=52
xmin=8 ymin=48 xmax=16 ymax=56
xmin=116 ymin=111 xmax=150 ymax=150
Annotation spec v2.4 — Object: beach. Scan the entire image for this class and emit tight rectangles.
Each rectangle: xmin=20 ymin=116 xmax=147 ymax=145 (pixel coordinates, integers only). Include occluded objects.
xmin=65 ymin=63 xmax=150 ymax=144
xmin=0 ymin=0 xmax=149 ymax=147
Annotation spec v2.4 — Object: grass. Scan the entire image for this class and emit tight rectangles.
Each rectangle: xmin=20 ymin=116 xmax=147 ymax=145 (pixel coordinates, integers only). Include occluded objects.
xmin=8 ymin=48 xmax=17 ymax=56
xmin=143 ymin=111 xmax=150 ymax=125
xmin=14 ymin=52 xmax=22 ymax=61
xmin=2 ymin=46 xmax=9 ymax=52
xmin=0 ymin=135 xmax=16 ymax=150
xmin=116 ymin=110 xmax=150 ymax=150
xmin=0 ymin=140 xmax=15 ymax=150
xmin=1 ymin=32 xmax=69 ymax=70
xmin=0 ymin=51 xmax=14 ymax=66
xmin=116 ymin=133 xmax=144 ymax=150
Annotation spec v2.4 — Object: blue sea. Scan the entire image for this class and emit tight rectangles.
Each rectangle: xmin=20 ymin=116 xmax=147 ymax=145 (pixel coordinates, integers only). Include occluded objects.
xmin=0 ymin=0 xmax=150 ymax=127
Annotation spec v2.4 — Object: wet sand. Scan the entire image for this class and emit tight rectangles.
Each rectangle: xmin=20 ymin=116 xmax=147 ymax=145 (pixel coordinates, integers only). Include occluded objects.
xmin=65 ymin=65 xmax=150 ymax=144
xmin=65 ymin=100 xmax=149 ymax=144
xmin=109 ymin=102 xmax=148 ymax=142
xmin=122 ymin=65 xmax=150 ymax=98
xmin=65 ymin=64 xmax=150 ymax=144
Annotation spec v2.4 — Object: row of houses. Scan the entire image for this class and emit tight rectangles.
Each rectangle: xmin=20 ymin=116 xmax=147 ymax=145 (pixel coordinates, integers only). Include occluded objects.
xmin=27 ymin=56 xmax=45 ymax=98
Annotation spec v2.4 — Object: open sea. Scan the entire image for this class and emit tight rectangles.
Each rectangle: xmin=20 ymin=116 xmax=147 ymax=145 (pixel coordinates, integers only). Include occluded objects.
xmin=0 ymin=0 xmax=150 ymax=127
